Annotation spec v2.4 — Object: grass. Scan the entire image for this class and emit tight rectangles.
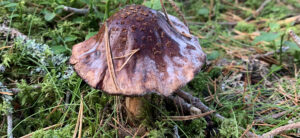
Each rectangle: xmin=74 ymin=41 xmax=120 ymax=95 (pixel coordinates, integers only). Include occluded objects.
xmin=0 ymin=0 xmax=300 ymax=137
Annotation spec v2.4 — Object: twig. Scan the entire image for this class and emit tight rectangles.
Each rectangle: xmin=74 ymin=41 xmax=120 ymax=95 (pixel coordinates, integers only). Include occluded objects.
xmin=173 ymin=125 xmax=180 ymax=138
xmin=188 ymin=21 xmax=237 ymax=26
xmin=62 ymin=5 xmax=89 ymax=14
xmin=289 ymin=30 xmax=300 ymax=48
xmin=277 ymin=84 xmax=298 ymax=106
xmin=175 ymin=89 xmax=259 ymax=137
xmin=133 ymin=124 xmax=143 ymax=138
xmin=141 ymin=132 xmax=149 ymax=138
xmin=1 ymin=83 xmax=14 ymax=138
xmin=168 ymin=95 xmax=202 ymax=115
xmin=46 ymin=98 xmax=63 ymax=119
xmin=280 ymin=133 xmax=294 ymax=138
xmin=209 ymin=0 xmax=214 ymax=21
xmin=107 ymin=121 xmax=134 ymax=136
xmin=175 ymin=89 xmax=225 ymax=120
xmin=207 ymin=83 xmax=222 ymax=107
xmin=112 ymin=118 xmax=134 ymax=136
xmin=7 ymin=112 xmax=13 ymax=138
xmin=255 ymin=0 xmax=271 ymax=15
xmin=252 ymin=46 xmax=289 ymax=59
xmin=59 ymin=12 xmax=75 ymax=21
xmin=261 ymin=122 xmax=300 ymax=137
xmin=279 ymin=15 xmax=300 ymax=25
xmin=0 ymin=24 xmax=28 ymax=39
xmin=20 ymin=123 xmax=63 ymax=138
xmin=65 ymin=91 xmax=71 ymax=109
xmin=240 ymin=121 xmax=255 ymax=138
xmin=59 ymin=5 xmax=89 ymax=21
xmin=11 ymin=85 xmax=41 ymax=94
xmin=245 ymin=0 xmax=272 ymax=21
xmin=221 ymin=0 xmax=255 ymax=14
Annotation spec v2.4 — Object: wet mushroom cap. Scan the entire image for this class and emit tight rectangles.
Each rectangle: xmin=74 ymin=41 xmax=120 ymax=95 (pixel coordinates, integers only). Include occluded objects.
xmin=70 ymin=4 xmax=206 ymax=96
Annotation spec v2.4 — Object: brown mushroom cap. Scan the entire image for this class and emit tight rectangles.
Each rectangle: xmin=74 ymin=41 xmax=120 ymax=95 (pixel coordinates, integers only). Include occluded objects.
xmin=70 ymin=4 xmax=206 ymax=96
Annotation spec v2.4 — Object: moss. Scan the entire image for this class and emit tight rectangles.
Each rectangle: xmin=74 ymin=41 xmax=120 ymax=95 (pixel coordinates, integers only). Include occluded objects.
xmin=180 ymin=118 xmax=207 ymax=137
xmin=31 ymin=125 xmax=73 ymax=138
xmin=148 ymin=121 xmax=169 ymax=137
xmin=235 ymin=21 xmax=256 ymax=33
xmin=1 ymin=0 xmax=300 ymax=137
xmin=188 ymin=67 xmax=222 ymax=97
xmin=218 ymin=119 xmax=240 ymax=137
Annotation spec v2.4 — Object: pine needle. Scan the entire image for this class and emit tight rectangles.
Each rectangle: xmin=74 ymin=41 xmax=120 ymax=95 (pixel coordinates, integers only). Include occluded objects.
xmin=117 ymin=49 xmax=139 ymax=71
xmin=0 ymin=92 xmax=14 ymax=96
xmin=113 ymin=49 xmax=139 ymax=59
xmin=78 ymin=94 xmax=84 ymax=138
xmin=167 ymin=0 xmax=189 ymax=28
xmin=73 ymin=94 xmax=84 ymax=138
xmin=21 ymin=123 xmax=63 ymax=138
xmin=164 ymin=110 xmax=215 ymax=121
xmin=159 ymin=0 xmax=192 ymax=38
xmin=104 ymin=22 xmax=120 ymax=91
xmin=0 ymin=46 xmax=12 ymax=51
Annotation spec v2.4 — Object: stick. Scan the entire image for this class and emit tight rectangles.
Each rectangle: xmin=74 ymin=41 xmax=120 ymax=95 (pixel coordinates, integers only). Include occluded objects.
xmin=289 ymin=30 xmax=300 ymax=48
xmin=7 ymin=112 xmax=13 ymax=138
xmin=175 ymin=89 xmax=259 ymax=137
xmin=173 ymin=125 xmax=180 ymax=138
xmin=175 ymin=89 xmax=225 ymax=120
xmin=112 ymin=118 xmax=134 ymax=136
xmin=0 ymin=83 xmax=14 ymax=138
xmin=252 ymin=46 xmax=289 ymax=59
xmin=255 ymin=111 xmax=288 ymax=123
xmin=261 ymin=122 xmax=300 ymax=137
xmin=168 ymin=95 xmax=202 ymax=115
xmin=62 ymin=5 xmax=89 ymax=14
xmin=65 ymin=91 xmax=71 ymax=109
xmin=245 ymin=0 xmax=271 ymax=21
xmin=188 ymin=22 xmax=237 ymax=26
xmin=240 ymin=121 xmax=255 ymax=138
xmin=10 ymin=85 xmax=41 ymax=94
xmin=279 ymin=15 xmax=300 ymax=25
xmin=0 ymin=24 xmax=28 ymax=39
xmin=255 ymin=0 xmax=272 ymax=16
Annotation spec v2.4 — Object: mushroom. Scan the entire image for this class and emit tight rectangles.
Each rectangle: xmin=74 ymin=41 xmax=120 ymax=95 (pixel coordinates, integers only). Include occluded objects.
xmin=70 ymin=4 xmax=206 ymax=122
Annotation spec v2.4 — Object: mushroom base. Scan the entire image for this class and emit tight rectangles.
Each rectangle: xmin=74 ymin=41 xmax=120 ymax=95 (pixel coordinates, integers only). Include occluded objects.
xmin=125 ymin=96 xmax=147 ymax=124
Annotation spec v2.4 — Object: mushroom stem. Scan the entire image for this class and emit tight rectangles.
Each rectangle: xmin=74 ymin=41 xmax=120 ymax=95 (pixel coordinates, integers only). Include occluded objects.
xmin=125 ymin=97 xmax=144 ymax=122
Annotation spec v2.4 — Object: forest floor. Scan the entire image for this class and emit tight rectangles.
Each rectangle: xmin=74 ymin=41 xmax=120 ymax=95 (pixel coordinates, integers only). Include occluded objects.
xmin=0 ymin=0 xmax=300 ymax=137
